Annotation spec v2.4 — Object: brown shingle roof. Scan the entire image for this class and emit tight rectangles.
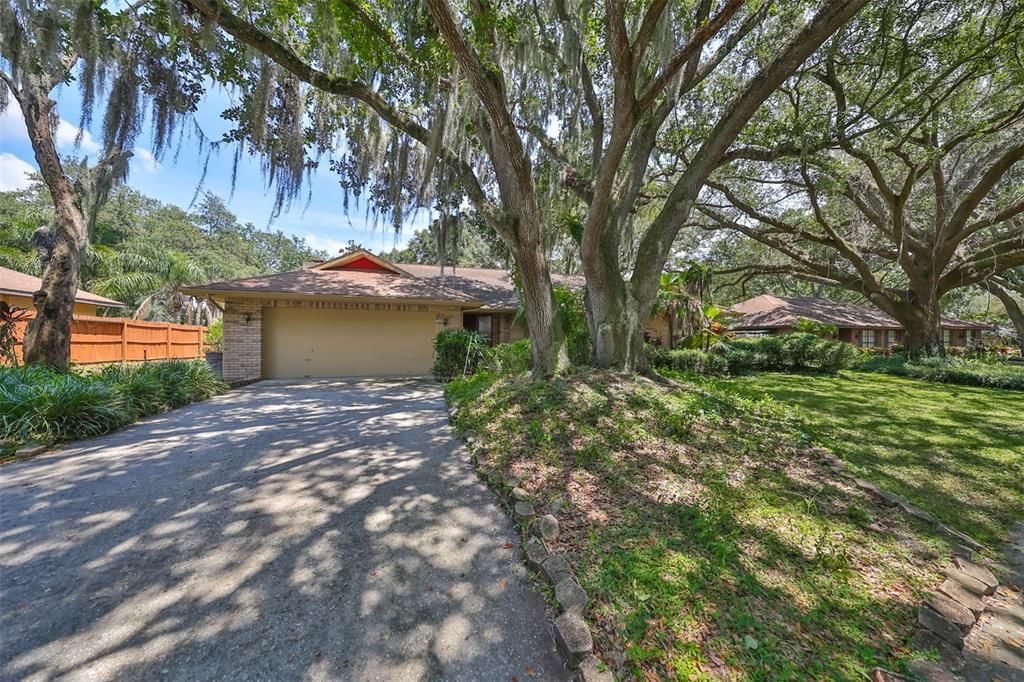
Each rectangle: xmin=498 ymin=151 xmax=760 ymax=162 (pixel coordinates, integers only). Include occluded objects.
xmin=399 ymin=264 xmax=585 ymax=310
xmin=0 ymin=266 xmax=124 ymax=308
xmin=184 ymin=268 xmax=482 ymax=304
xmin=730 ymin=294 xmax=986 ymax=330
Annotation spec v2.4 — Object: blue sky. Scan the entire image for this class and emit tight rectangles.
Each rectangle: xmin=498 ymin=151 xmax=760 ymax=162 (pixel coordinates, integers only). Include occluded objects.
xmin=0 ymin=82 xmax=425 ymax=255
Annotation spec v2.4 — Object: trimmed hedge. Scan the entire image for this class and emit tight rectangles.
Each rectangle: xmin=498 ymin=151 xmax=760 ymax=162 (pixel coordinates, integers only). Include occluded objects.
xmin=646 ymin=347 xmax=730 ymax=375
xmin=859 ymin=355 xmax=1024 ymax=391
xmin=0 ymin=360 xmax=227 ymax=448
xmin=648 ymin=333 xmax=858 ymax=376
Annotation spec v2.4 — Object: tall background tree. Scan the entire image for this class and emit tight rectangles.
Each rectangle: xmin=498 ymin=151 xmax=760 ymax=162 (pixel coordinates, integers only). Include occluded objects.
xmin=1 ymin=180 xmax=326 ymax=322
xmin=0 ymin=0 xmax=200 ymax=368
xmin=698 ymin=0 xmax=1024 ymax=355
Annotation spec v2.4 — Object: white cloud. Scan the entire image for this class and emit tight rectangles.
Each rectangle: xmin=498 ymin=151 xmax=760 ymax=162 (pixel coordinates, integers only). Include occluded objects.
xmin=302 ymin=233 xmax=348 ymax=255
xmin=0 ymin=153 xmax=35 ymax=191
xmin=0 ymin=108 xmax=28 ymax=142
xmin=0 ymin=107 xmax=100 ymax=153
xmin=133 ymin=147 xmax=160 ymax=172
xmin=55 ymin=119 xmax=100 ymax=153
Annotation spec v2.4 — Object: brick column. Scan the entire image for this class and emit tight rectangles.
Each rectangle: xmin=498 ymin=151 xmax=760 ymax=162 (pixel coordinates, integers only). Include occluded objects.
xmin=223 ymin=299 xmax=262 ymax=382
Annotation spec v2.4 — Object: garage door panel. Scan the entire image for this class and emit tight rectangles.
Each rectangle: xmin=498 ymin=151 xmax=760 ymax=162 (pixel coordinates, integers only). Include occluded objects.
xmin=262 ymin=307 xmax=435 ymax=378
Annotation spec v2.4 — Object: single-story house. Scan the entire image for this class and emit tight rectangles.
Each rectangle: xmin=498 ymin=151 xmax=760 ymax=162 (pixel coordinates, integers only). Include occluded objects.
xmin=0 ymin=266 xmax=124 ymax=315
xmin=186 ymin=249 xmax=610 ymax=381
xmin=729 ymin=294 xmax=987 ymax=348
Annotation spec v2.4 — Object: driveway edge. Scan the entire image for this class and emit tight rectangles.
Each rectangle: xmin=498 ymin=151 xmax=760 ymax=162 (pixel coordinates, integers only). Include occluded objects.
xmin=448 ymin=404 xmax=613 ymax=682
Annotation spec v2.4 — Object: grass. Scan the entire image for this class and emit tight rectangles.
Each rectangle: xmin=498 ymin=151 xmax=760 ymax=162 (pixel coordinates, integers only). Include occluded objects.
xmin=717 ymin=370 xmax=1024 ymax=550
xmin=447 ymin=369 xmax=952 ymax=681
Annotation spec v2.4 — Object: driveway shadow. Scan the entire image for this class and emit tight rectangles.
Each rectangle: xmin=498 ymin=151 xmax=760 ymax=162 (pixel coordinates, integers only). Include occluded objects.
xmin=0 ymin=379 xmax=567 ymax=681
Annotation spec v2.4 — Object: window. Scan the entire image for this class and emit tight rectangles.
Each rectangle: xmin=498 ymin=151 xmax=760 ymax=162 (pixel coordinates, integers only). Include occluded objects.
xmin=943 ymin=328 xmax=951 ymax=346
xmin=464 ymin=313 xmax=494 ymax=343
xmin=965 ymin=329 xmax=974 ymax=345
xmin=860 ymin=329 xmax=876 ymax=348
xmin=886 ymin=330 xmax=897 ymax=347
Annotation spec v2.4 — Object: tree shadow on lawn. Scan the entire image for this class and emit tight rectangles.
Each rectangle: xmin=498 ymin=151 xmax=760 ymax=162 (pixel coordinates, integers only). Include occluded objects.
xmin=722 ymin=372 xmax=1024 ymax=548
xmin=458 ymin=371 xmax=951 ymax=680
xmin=573 ymin=441 xmax=949 ymax=680
xmin=0 ymin=379 xmax=565 ymax=681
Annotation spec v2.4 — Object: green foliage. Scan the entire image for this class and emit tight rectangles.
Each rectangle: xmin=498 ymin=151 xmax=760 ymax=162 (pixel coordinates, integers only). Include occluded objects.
xmin=648 ymin=333 xmax=857 ymax=375
xmin=446 ymin=369 xmax=949 ymax=679
xmin=483 ymin=339 xmax=531 ymax=375
xmin=204 ymin=318 xmax=224 ymax=351
xmin=858 ymin=355 xmax=1024 ymax=391
xmin=0 ymin=360 xmax=225 ymax=448
xmin=646 ymin=348 xmax=729 ymax=376
xmin=721 ymin=334 xmax=858 ymax=373
xmin=553 ymin=286 xmax=591 ymax=365
xmin=793 ymin=318 xmax=839 ymax=338
xmin=432 ymin=328 xmax=488 ymax=382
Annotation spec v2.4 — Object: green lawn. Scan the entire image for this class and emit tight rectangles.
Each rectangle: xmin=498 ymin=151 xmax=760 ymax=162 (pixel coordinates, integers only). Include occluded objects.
xmin=719 ymin=371 xmax=1024 ymax=550
xmin=448 ymin=370 xmax=952 ymax=680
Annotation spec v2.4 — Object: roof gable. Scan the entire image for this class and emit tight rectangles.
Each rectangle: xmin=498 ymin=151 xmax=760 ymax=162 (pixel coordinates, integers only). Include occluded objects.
xmin=311 ymin=249 xmax=411 ymax=276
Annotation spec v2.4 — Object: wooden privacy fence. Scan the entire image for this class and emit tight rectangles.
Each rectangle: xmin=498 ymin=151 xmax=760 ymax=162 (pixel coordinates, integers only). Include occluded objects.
xmin=9 ymin=313 xmax=206 ymax=365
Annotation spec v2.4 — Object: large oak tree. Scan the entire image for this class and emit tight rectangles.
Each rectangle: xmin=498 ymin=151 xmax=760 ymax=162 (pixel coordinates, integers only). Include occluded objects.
xmin=163 ymin=0 xmax=866 ymax=373
xmin=698 ymin=0 xmax=1024 ymax=355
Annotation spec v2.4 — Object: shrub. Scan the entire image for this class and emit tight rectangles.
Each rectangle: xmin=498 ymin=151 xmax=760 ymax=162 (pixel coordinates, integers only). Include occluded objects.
xmin=717 ymin=334 xmax=857 ymax=374
xmin=484 ymin=339 xmax=531 ymax=375
xmin=647 ymin=347 xmax=729 ymax=375
xmin=908 ymin=357 xmax=1024 ymax=390
xmin=0 ymin=360 xmax=226 ymax=448
xmin=433 ymin=329 xmax=489 ymax=382
xmin=793 ymin=318 xmax=839 ymax=338
xmin=691 ymin=334 xmax=858 ymax=374
xmin=205 ymin=318 xmax=224 ymax=351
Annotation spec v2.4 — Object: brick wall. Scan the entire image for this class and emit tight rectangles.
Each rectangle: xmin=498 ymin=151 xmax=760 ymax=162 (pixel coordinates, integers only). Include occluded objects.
xmin=223 ymin=299 xmax=262 ymax=382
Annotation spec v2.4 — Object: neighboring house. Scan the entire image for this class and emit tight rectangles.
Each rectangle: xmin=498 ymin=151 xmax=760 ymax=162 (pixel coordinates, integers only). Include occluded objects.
xmin=729 ymin=294 xmax=987 ymax=349
xmin=0 ymin=266 xmax=124 ymax=315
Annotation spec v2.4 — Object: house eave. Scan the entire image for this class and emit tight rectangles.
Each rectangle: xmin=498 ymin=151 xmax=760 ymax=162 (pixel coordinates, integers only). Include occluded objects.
xmin=183 ymin=287 xmax=482 ymax=309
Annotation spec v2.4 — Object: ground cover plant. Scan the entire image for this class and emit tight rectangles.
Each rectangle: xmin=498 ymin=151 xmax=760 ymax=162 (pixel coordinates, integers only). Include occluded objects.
xmin=718 ymin=371 xmax=1024 ymax=550
xmin=0 ymin=360 xmax=226 ymax=456
xmin=447 ymin=369 xmax=952 ymax=680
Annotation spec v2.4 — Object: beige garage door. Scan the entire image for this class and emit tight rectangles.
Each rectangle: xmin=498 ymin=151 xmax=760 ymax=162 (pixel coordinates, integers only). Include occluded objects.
xmin=262 ymin=307 xmax=436 ymax=378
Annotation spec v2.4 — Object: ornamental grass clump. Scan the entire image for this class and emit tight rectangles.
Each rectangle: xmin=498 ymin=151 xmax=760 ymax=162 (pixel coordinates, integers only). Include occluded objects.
xmin=0 ymin=360 xmax=226 ymax=450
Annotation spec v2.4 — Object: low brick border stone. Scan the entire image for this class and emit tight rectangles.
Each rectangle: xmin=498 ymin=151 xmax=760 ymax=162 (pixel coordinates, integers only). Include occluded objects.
xmin=448 ymin=404 xmax=614 ymax=682
xmin=819 ymin=451 xmax=1007 ymax=680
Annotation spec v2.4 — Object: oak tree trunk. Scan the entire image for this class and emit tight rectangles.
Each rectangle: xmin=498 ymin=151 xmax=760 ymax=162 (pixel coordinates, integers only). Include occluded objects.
xmin=585 ymin=273 xmax=648 ymax=371
xmin=513 ymin=238 xmax=569 ymax=376
xmin=16 ymin=78 xmax=87 ymax=371
xmin=874 ymin=291 xmax=944 ymax=358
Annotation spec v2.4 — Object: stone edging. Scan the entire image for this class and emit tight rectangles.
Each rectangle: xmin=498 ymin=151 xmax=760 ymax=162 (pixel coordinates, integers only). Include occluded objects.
xmin=448 ymin=405 xmax=613 ymax=682
xmin=6 ymin=442 xmax=49 ymax=463
xmin=818 ymin=451 xmax=1004 ymax=681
